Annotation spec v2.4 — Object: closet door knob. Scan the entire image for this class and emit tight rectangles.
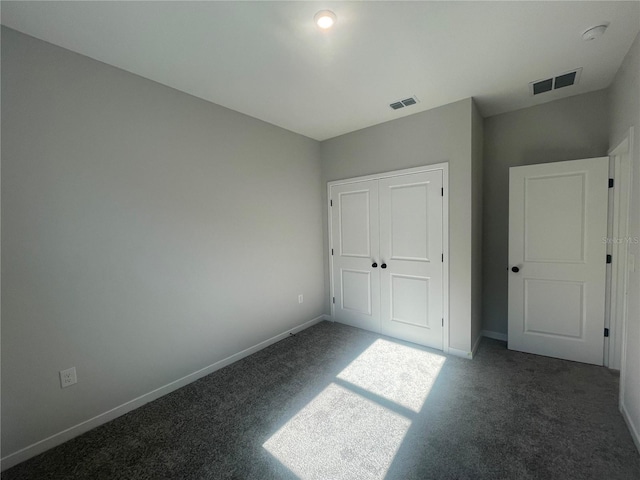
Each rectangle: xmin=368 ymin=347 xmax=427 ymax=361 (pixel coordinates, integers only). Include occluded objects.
xmin=372 ymin=262 xmax=378 ymax=268
xmin=511 ymin=266 xmax=520 ymax=273
xmin=381 ymin=263 xmax=387 ymax=269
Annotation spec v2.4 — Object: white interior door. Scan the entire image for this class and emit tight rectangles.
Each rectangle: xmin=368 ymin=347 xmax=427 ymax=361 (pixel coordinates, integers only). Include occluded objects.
xmin=379 ymin=171 xmax=444 ymax=349
xmin=508 ymin=157 xmax=609 ymax=365
xmin=331 ymin=180 xmax=380 ymax=332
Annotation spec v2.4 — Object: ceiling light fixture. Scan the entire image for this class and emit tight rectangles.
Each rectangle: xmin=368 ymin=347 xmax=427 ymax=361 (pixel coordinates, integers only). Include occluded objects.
xmin=314 ymin=10 xmax=337 ymax=29
xmin=582 ymin=24 xmax=608 ymax=41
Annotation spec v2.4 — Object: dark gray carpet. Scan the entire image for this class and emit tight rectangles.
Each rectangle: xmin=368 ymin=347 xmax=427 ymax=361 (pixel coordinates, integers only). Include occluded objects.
xmin=3 ymin=321 xmax=639 ymax=479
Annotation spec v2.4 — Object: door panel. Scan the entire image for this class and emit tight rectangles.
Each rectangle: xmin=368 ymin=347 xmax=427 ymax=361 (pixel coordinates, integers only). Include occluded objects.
xmin=389 ymin=183 xmax=430 ymax=261
xmin=341 ymin=269 xmax=372 ymax=315
xmin=331 ymin=181 xmax=380 ymax=331
xmin=524 ymin=173 xmax=586 ymax=263
xmin=390 ymin=275 xmax=429 ymax=327
xmin=339 ymin=190 xmax=372 ymax=257
xmin=379 ymin=171 xmax=443 ymax=349
xmin=524 ymin=279 xmax=584 ymax=337
xmin=508 ymin=157 xmax=608 ymax=365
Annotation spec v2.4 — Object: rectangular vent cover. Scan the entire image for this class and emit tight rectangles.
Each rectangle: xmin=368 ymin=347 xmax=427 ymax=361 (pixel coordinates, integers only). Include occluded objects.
xmin=554 ymin=71 xmax=577 ymax=89
xmin=390 ymin=96 xmax=419 ymax=110
xmin=529 ymin=68 xmax=582 ymax=96
xmin=533 ymin=78 xmax=553 ymax=95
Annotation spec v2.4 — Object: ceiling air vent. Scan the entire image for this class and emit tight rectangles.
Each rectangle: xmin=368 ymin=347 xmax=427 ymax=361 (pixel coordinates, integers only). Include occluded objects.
xmin=529 ymin=68 xmax=582 ymax=96
xmin=554 ymin=71 xmax=578 ymax=89
xmin=532 ymin=78 xmax=553 ymax=95
xmin=390 ymin=96 xmax=419 ymax=110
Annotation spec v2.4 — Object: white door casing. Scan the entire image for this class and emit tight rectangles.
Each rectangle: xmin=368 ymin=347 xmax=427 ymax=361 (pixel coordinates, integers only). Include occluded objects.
xmin=329 ymin=165 xmax=447 ymax=350
xmin=508 ymin=157 xmax=609 ymax=365
xmin=608 ymin=135 xmax=633 ymax=370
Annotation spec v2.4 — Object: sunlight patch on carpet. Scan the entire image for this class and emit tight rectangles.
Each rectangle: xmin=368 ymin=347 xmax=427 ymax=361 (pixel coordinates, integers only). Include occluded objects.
xmin=263 ymin=382 xmax=411 ymax=479
xmin=337 ymin=339 xmax=446 ymax=412
xmin=263 ymin=339 xmax=446 ymax=479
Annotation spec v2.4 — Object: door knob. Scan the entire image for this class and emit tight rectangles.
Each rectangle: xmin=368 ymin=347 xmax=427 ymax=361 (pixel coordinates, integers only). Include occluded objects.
xmin=511 ymin=266 xmax=520 ymax=273
xmin=372 ymin=262 xmax=378 ymax=268
xmin=381 ymin=263 xmax=387 ymax=269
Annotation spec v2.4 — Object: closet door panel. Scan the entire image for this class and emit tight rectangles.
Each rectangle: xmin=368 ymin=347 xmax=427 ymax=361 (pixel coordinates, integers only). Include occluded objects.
xmin=379 ymin=171 xmax=444 ymax=349
xmin=330 ymin=181 xmax=380 ymax=332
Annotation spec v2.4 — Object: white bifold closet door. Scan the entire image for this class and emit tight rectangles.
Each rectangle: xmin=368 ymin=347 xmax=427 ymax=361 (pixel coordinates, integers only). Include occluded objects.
xmin=330 ymin=170 xmax=444 ymax=350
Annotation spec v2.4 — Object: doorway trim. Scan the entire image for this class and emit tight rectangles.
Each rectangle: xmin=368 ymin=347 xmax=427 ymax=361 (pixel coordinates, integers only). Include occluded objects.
xmin=327 ymin=163 xmax=450 ymax=353
xmin=606 ymin=128 xmax=634 ymax=370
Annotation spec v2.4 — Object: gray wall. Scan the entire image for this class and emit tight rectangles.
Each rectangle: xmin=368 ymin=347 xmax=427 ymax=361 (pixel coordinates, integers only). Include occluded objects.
xmin=320 ymin=99 xmax=476 ymax=353
xmin=1 ymin=27 xmax=324 ymax=457
xmin=609 ymin=32 xmax=640 ymax=449
xmin=482 ymin=90 xmax=610 ymax=335
xmin=471 ymin=101 xmax=483 ymax=348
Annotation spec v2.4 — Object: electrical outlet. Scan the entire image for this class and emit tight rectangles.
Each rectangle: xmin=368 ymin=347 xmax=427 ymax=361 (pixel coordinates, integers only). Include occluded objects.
xmin=298 ymin=294 xmax=304 ymax=304
xmin=60 ymin=367 xmax=77 ymax=388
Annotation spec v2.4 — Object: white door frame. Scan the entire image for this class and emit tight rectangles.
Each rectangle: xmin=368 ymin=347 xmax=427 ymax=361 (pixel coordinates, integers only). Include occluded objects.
xmin=327 ymin=163 xmax=450 ymax=353
xmin=607 ymin=128 xmax=634 ymax=372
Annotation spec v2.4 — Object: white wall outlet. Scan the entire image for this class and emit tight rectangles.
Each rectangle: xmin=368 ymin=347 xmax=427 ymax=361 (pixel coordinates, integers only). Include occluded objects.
xmin=298 ymin=294 xmax=304 ymax=304
xmin=60 ymin=367 xmax=77 ymax=388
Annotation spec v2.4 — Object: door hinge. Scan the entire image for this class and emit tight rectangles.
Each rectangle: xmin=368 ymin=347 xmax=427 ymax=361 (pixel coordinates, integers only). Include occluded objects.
xmin=330 ymin=199 xmax=333 ymax=206
xmin=441 ymin=187 xmax=444 ymax=197
xmin=609 ymin=179 xmax=614 ymax=188
xmin=331 ymin=248 xmax=334 ymax=255
xmin=442 ymin=318 xmax=444 ymax=327
xmin=333 ymin=297 xmax=335 ymax=304
xmin=604 ymin=328 xmax=610 ymax=337
xmin=607 ymin=254 xmax=612 ymax=264
xmin=441 ymin=253 xmax=444 ymax=262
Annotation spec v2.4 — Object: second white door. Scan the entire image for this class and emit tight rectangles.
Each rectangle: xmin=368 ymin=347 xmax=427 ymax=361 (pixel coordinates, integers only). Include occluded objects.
xmin=508 ymin=157 xmax=609 ymax=365
xmin=330 ymin=169 xmax=444 ymax=350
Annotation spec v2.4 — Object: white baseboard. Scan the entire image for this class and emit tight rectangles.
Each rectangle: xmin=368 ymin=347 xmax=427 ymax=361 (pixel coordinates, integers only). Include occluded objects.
xmin=448 ymin=334 xmax=482 ymax=360
xmin=447 ymin=346 xmax=473 ymax=360
xmin=0 ymin=315 xmax=326 ymax=471
xmin=621 ymin=400 xmax=640 ymax=454
xmin=482 ymin=330 xmax=508 ymax=342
